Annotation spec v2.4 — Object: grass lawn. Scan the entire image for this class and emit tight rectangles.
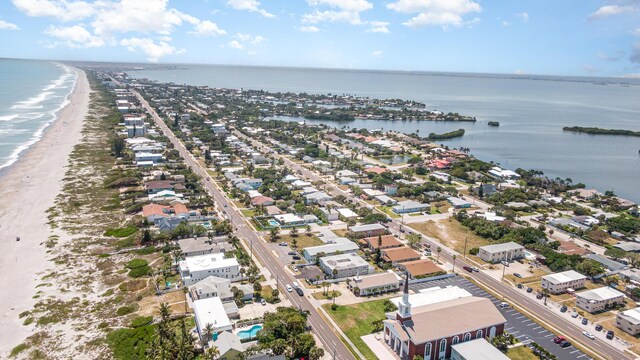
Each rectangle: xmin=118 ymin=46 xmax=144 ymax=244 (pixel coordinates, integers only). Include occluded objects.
xmin=333 ymin=229 xmax=348 ymax=238
xmin=600 ymin=318 xmax=640 ymax=355
xmin=278 ymin=234 xmax=324 ymax=249
xmin=506 ymin=345 xmax=538 ymax=360
xmin=378 ymin=206 xmax=401 ymax=219
xmin=409 ymin=218 xmax=490 ymax=256
xmin=504 ymin=268 xmax=550 ymax=285
xmin=312 ymin=290 xmax=342 ymax=300
xmin=431 ymin=201 xmax=451 ymax=214
xmin=241 ymin=209 xmax=255 ymax=217
xmin=323 ymin=299 xmax=388 ymax=360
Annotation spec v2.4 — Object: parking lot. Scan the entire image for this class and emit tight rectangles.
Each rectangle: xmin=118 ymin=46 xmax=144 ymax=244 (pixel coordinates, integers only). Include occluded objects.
xmin=410 ymin=276 xmax=592 ymax=360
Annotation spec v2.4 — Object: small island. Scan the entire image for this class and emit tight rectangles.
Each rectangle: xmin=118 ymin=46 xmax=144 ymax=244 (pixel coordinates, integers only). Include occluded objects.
xmin=428 ymin=128 xmax=465 ymax=140
xmin=563 ymin=126 xmax=640 ymax=137
xmin=488 ymin=121 xmax=500 ymax=127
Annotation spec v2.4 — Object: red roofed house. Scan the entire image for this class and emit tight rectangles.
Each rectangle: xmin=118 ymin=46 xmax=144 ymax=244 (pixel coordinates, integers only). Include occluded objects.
xmin=382 ymin=278 xmax=506 ymax=360
xmin=366 ymin=166 xmax=388 ymax=175
xmin=359 ymin=235 xmax=403 ymax=251
xmin=143 ymin=204 xmax=170 ymax=222
xmin=251 ymin=196 xmax=275 ymax=206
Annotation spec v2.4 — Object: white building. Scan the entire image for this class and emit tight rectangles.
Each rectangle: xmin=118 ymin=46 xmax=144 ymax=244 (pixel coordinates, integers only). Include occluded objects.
xmin=616 ymin=307 xmax=640 ymax=335
xmin=541 ymin=270 xmax=587 ymax=294
xmin=179 ymin=253 xmax=240 ymax=286
xmin=488 ymin=166 xmax=520 ymax=180
xmin=303 ymin=241 xmax=360 ymax=262
xmin=192 ymin=297 xmax=232 ymax=342
xmin=389 ymin=285 xmax=471 ymax=309
xmin=350 ymin=272 xmax=400 ymax=296
xmin=576 ymin=287 xmax=625 ymax=313
xmin=320 ymin=253 xmax=372 ymax=278
xmin=478 ymin=242 xmax=524 ymax=263
xmin=337 ymin=208 xmax=358 ymax=220
xmin=451 ymin=338 xmax=509 ymax=360
xmin=274 ymin=213 xmax=305 ymax=227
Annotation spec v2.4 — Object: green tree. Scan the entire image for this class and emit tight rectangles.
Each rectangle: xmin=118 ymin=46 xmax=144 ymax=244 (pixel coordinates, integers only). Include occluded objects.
xmin=111 ymin=136 xmax=126 ymax=157
xmin=604 ymin=248 xmax=627 ymax=261
xmin=576 ymin=259 xmax=606 ymax=277
xmin=407 ymin=233 xmax=422 ymax=249
xmin=269 ymin=227 xmax=279 ymax=242
xmin=290 ymin=227 xmax=299 ymax=238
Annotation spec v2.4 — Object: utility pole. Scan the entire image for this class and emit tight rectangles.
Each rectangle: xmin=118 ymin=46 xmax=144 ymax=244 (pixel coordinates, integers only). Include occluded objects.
xmin=463 ymin=237 xmax=468 ymax=259
xmin=502 ymin=263 xmax=506 ymax=279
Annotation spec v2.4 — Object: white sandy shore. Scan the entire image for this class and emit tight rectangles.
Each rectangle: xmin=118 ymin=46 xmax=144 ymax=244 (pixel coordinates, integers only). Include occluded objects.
xmin=0 ymin=68 xmax=90 ymax=355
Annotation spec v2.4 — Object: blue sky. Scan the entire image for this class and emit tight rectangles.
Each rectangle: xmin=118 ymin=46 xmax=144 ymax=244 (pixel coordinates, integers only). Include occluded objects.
xmin=0 ymin=0 xmax=639 ymax=77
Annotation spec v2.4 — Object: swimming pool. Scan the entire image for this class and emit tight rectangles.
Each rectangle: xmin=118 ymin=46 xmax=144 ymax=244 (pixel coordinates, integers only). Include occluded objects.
xmin=267 ymin=219 xmax=279 ymax=227
xmin=237 ymin=324 xmax=262 ymax=340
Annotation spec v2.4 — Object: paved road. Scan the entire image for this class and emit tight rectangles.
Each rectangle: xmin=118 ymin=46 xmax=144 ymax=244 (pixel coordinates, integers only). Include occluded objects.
xmin=136 ymin=92 xmax=356 ymax=360
xmin=232 ymin=130 xmax=634 ymax=360
xmin=412 ymin=276 xmax=592 ymax=360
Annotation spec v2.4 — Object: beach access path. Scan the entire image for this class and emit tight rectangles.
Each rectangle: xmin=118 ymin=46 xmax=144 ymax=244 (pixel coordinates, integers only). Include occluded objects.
xmin=0 ymin=68 xmax=90 ymax=356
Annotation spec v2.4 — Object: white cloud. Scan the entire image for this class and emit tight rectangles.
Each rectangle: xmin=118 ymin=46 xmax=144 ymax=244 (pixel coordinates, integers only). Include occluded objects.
xmin=632 ymin=28 xmax=640 ymax=36
xmin=597 ymin=50 xmax=625 ymax=61
xmin=12 ymin=0 xmax=95 ymax=22
xmin=387 ymin=0 xmax=481 ymax=28
xmin=589 ymin=4 xmax=638 ymax=20
xmin=227 ymin=0 xmax=274 ymax=18
xmin=303 ymin=0 xmax=372 ymax=25
xmin=189 ymin=20 xmax=226 ymax=37
xmin=0 ymin=20 xmax=19 ymax=30
xmin=516 ymin=12 xmax=529 ymax=22
xmin=582 ymin=65 xmax=601 ymax=73
xmin=368 ymin=21 xmax=390 ymax=33
xmin=228 ymin=40 xmax=244 ymax=50
xmin=371 ymin=50 xmax=383 ymax=58
xmin=300 ymin=25 xmax=320 ymax=32
xmin=45 ymin=24 xmax=104 ymax=47
xmin=120 ymin=37 xmax=183 ymax=62
xmin=250 ymin=35 xmax=266 ymax=45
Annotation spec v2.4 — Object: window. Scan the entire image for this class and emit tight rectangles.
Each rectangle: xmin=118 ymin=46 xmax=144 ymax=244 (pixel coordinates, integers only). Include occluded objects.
xmin=439 ymin=339 xmax=446 ymax=352
xmin=424 ymin=343 xmax=431 ymax=358
xmin=476 ymin=330 xmax=483 ymax=338
xmin=463 ymin=333 xmax=471 ymax=342
xmin=452 ymin=336 xmax=459 ymax=345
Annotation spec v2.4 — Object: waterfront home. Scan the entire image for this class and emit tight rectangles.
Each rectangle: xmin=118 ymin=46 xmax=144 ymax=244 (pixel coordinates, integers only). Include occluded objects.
xmin=488 ymin=166 xmax=520 ymax=180
xmin=303 ymin=241 xmax=360 ymax=262
xmin=397 ymin=259 xmax=444 ymax=280
xmin=319 ymin=253 xmax=372 ymax=278
xmin=348 ymin=223 xmax=387 ymax=238
xmin=148 ymin=190 xmax=184 ymax=202
xmin=349 ymin=272 xmax=400 ymax=296
xmin=179 ymin=238 xmax=233 ymax=257
xmin=135 ymin=152 xmax=164 ymax=163
xmin=126 ymin=124 xmax=147 ymax=138
xmin=392 ymin=200 xmax=429 ymax=214
xmin=179 ymin=253 xmax=241 ymax=286
xmin=478 ymin=242 xmax=524 ymax=263
xmin=569 ymin=188 xmax=601 ymax=200
xmin=575 ymin=287 xmax=625 ymax=313
xmin=359 ymin=235 xmax=403 ymax=251
xmin=189 ymin=276 xmax=235 ymax=302
xmin=192 ymin=297 xmax=232 ymax=342
xmin=541 ymin=270 xmax=587 ymax=294
xmin=123 ymin=114 xmax=145 ymax=126
xmin=144 ymin=180 xmax=175 ymax=194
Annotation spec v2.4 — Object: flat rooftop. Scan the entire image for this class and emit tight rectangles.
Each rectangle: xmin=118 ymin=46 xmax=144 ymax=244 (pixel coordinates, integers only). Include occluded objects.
xmin=542 ymin=270 xmax=587 ymax=284
xmin=390 ymin=285 xmax=471 ymax=308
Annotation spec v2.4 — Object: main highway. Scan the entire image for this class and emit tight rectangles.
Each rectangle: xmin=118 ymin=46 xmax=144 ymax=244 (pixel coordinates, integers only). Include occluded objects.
xmin=134 ymin=92 xmax=356 ymax=360
xmin=233 ymin=131 xmax=634 ymax=360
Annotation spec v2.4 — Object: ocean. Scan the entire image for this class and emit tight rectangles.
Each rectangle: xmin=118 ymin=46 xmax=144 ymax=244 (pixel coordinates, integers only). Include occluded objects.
xmin=130 ymin=65 xmax=640 ymax=202
xmin=0 ymin=58 xmax=77 ymax=171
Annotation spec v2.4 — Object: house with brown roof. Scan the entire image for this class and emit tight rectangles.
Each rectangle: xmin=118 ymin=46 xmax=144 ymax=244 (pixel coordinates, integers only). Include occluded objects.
xmin=366 ymin=166 xmax=389 ymax=175
xmin=251 ymin=196 xmax=275 ymax=206
xmin=397 ymin=259 xmax=445 ymax=280
xmin=144 ymin=180 xmax=175 ymax=194
xmin=382 ymin=247 xmax=421 ymax=265
xmin=382 ymin=282 xmax=506 ymax=360
xmin=142 ymin=204 xmax=170 ymax=222
xmin=359 ymin=235 xmax=403 ymax=251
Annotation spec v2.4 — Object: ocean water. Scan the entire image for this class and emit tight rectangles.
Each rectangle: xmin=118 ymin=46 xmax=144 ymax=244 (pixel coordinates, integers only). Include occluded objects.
xmin=0 ymin=58 xmax=77 ymax=171
xmin=129 ymin=65 xmax=640 ymax=202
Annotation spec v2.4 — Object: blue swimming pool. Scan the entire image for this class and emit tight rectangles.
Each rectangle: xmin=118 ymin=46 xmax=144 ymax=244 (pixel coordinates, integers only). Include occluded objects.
xmin=237 ymin=324 xmax=262 ymax=340
xmin=268 ymin=219 xmax=279 ymax=227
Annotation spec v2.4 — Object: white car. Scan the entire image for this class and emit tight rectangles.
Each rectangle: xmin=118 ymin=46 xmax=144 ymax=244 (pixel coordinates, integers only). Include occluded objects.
xmin=292 ymin=281 xmax=300 ymax=289
xmin=286 ymin=284 xmax=293 ymax=292
xmin=582 ymin=331 xmax=595 ymax=340
xmin=499 ymin=302 xmax=509 ymax=309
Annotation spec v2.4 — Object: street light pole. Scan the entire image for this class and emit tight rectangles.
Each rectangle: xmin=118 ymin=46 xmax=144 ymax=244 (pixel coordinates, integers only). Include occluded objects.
xmin=502 ymin=263 xmax=506 ymax=279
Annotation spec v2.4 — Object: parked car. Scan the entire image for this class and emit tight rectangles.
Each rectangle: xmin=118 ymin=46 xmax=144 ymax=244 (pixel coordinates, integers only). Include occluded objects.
xmin=260 ymin=298 xmax=266 ymax=306
xmin=288 ymin=251 xmax=297 ymax=255
xmin=286 ymin=284 xmax=293 ymax=292
xmin=583 ymin=331 xmax=595 ymax=340
xmin=292 ymin=281 xmax=300 ymax=289
xmin=527 ymin=287 xmax=533 ymax=293
xmin=501 ymin=261 xmax=510 ymax=267
xmin=514 ymin=273 xmax=523 ymax=278
xmin=471 ymin=267 xmax=479 ymax=272
xmin=463 ymin=266 xmax=473 ymax=272
xmin=595 ymin=324 xmax=603 ymax=331
xmin=279 ymin=242 xmax=288 ymax=246
xmin=517 ymin=284 xmax=524 ymax=289
xmin=292 ymin=255 xmax=301 ymax=260
xmin=581 ymin=318 xmax=588 ymax=325
xmin=560 ymin=341 xmax=572 ymax=348
xmin=223 ymin=203 xmax=227 ymax=207
xmin=536 ymin=293 xmax=543 ymax=299
xmin=295 ymin=287 xmax=304 ymax=296
xmin=560 ymin=306 xmax=568 ymax=313
xmin=606 ymin=330 xmax=615 ymax=340
xmin=571 ymin=312 xmax=579 ymax=318
xmin=553 ymin=336 xmax=566 ymax=344
xmin=499 ymin=302 xmax=509 ymax=308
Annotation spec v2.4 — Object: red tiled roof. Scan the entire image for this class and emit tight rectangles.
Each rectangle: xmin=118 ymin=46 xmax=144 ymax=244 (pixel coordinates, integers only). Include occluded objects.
xmin=142 ymin=204 xmax=169 ymax=218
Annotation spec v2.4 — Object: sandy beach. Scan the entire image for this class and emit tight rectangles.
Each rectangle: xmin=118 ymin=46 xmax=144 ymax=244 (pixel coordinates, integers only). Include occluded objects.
xmin=0 ymin=68 xmax=90 ymax=355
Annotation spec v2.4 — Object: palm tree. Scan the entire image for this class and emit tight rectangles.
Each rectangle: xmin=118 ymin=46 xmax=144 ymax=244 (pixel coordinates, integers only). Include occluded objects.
xmin=436 ymin=246 xmax=442 ymax=264
xmin=452 ymin=254 xmax=457 ymax=273
xmin=314 ymin=275 xmax=321 ymax=287
xmin=202 ymin=323 xmax=214 ymax=347
xmin=204 ymin=345 xmax=220 ymax=360
xmin=182 ymin=287 xmax=189 ymax=313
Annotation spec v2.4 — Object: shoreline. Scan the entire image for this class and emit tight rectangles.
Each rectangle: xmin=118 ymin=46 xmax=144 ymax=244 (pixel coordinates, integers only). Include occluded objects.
xmin=0 ymin=67 xmax=90 ymax=355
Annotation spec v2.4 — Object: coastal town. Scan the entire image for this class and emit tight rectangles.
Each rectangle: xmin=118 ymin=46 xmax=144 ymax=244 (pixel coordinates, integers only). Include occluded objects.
xmin=5 ymin=69 xmax=640 ymax=360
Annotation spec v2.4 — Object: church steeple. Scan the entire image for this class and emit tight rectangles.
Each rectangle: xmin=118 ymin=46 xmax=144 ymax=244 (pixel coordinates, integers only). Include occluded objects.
xmin=397 ymin=271 xmax=412 ymax=321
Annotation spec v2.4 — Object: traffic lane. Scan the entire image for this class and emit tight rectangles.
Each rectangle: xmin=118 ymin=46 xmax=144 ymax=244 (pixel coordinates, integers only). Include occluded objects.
xmin=410 ymin=277 xmax=590 ymax=360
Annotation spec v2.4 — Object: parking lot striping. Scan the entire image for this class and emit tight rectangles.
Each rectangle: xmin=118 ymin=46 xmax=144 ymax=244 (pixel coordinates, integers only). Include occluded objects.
xmin=538 ymin=330 xmax=547 ymax=334
xmin=545 ymin=334 xmax=554 ymax=338
xmin=571 ymin=350 xmax=580 ymax=354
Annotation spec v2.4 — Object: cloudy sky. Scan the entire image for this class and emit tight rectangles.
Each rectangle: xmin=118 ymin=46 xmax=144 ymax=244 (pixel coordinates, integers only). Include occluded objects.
xmin=0 ymin=0 xmax=639 ymax=77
